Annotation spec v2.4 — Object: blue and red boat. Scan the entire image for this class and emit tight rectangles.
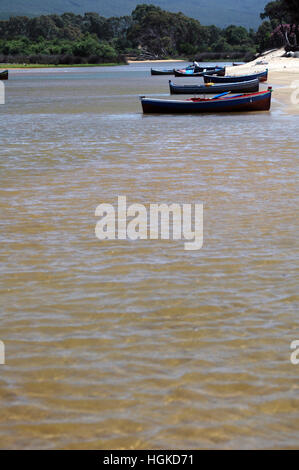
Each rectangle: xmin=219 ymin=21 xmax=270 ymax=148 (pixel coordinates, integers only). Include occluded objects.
xmin=140 ymin=88 xmax=273 ymax=114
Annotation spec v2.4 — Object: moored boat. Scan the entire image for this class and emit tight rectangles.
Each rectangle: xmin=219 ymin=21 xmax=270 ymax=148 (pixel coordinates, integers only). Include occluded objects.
xmin=151 ymin=63 xmax=196 ymax=75
xmin=174 ymin=67 xmax=225 ymax=78
xmin=0 ymin=70 xmax=8 ymax=80
xmin=174 ymin=69 xmax=203 ymax=77
xmin=193 ymin=64 xmax=225 ymax=73
xmin=140 ymin=88 xmax=272 ymax=113
xmin=204 ymin=67 xmax=226 ymax=76
xmin=151 ymin=68 xmax=175 ymax=76
xmin=203 ymin=69 xmax=268 ymax=83
xmin=169 ymin=78 xmax=260 ymax=95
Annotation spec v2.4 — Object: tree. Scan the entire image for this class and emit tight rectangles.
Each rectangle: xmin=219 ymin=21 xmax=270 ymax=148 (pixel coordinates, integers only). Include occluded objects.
xmin=224 ymin=25 xmax=253 ymax=46
xmin=212 ymin=37 xmax=233 ymax=52
xmin=26 ymin=16 xmax=60 ymax=41
xmin=261 ymin=1 xmax=290 ymax=26
xmin=284 ymin=0 xmax=299 ymax=22
xmin=261 ymin=0 xmax=299 ymax=48
xmin=0 ymin=5 xmax=260 ymax=63
xmin=72 ymin=34 xmax=102 ymax=56
xmin=131 ymin=4 xmax=161 ymax=22
xmin=82 ymin=12 xmax=112 ymax=40
xmin=256 ymin=21 xmax=273 ymax=51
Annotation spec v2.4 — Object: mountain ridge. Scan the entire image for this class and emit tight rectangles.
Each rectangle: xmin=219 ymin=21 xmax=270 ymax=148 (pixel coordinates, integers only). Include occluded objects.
xmin=0 ymin=0 xmax=269 ymax=28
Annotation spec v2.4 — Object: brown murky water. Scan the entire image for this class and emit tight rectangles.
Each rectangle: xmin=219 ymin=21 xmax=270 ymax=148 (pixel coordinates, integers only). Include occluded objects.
xmin=0 ymin=63 xmax=298 ymax=449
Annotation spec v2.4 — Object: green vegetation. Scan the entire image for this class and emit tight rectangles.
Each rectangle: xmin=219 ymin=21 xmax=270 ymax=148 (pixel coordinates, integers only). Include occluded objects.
xmin=0 ymin=12 xmax=131 ymax=64
xmin=2 ymin=2 xmax=297 ymax=65
xmin=0 ymin=5 xmax=259 ymax=65
xmin=0 ymin=63 xmax=122 ymax=68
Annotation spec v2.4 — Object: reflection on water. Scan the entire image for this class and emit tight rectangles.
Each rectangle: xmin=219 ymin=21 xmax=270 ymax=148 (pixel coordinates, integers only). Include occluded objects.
xmin=0 ymin=64 xmax=298 ymax=449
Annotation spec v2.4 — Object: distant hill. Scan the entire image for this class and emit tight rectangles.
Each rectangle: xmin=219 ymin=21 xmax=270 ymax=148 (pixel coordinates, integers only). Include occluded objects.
xmin=0 ymin=0 xmax=268 ymax=29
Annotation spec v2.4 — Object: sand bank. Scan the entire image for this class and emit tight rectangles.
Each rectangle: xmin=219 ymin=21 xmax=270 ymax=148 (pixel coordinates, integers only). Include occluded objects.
xmin=226 ymin=49 xmax=299 ymax=115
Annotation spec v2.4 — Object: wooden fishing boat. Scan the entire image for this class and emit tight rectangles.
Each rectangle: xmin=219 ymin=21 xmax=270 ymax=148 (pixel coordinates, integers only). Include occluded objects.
xmin=174 ymin=69 xmax=202 ymax=77
xmin=203 ymin=69 xmax=268 ymax=83
xmin=151 ymin=64 xmax=195 ymax=75
xmin=204 ymin=67 xmax=226 ymax=76
xmin=169 ymin=78 xmax=259 ymax=95
xmin=174 ymin=67 xmax=225 ymax=78
xmin=193 ymin=65 xmax=225 ymax=73
xmin=0 ymin=70 xmax=8 ymax=80
xmin=140 ymin=88 xmax=272 ymax=114
xmin=151 ymin=68 xmax=175 ymax=76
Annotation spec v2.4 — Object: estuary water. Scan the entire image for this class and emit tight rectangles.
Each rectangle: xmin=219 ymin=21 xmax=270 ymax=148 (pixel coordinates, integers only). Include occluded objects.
xmin=0 ymin=62 xmax=298 ymax=449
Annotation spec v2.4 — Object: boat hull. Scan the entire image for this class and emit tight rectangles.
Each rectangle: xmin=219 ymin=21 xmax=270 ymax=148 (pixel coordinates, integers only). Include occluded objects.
xmin=141 ymin=90 xmax=272 ymax=114
xmin=169 ymin=79 xmax=259 ymax=95
xmin=204 ymin=67 xmax=226 ymax=76
xmin=0 ymin=70 xmax=8 ymax=80
xmin=151 ymin=68 xmax=174 ymax=76
xmin=194 ymin=66 xmax=225 ymax=74
xmin=203 ymin=70 xmax=268 ymax=83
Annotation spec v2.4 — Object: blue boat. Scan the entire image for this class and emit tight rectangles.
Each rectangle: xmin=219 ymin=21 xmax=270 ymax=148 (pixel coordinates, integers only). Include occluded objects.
xmin=151 ymin=64 xmax=195 ymax=76
xmin=151 ymin=68 xmax=175 ymax=76
xmin=169 ymin=79 xmax=260 ymax=95
xmin=203 ymin=69 xmax=268 ymax=83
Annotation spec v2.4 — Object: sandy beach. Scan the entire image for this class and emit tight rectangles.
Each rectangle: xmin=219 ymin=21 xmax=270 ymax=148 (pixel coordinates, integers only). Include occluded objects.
xmin=226 ymin=48 xmax=299 ymax=114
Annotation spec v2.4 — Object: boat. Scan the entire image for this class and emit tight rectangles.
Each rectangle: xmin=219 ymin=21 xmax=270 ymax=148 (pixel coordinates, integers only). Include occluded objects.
xmin=174 ymin=69 xmax=203 ymax=77
xmin=204 ymin=67 xmax=226 ymax=76
xmin=0 ymin=70 xmax=8 ymax=80
xmin=140 ymin=87 xmax=272 ymax=114
xmin=174 ymin=67 xmax=225 ymax=78
xmin=151 ymin=68 xmax=175 ymax=76
xmin=169 ymin=78 xmax=260 ymax=95
xmin=193 ymin=64 xmax=226 ymax=73
xmin=151 ymin=64 xmax=195 ymax=75
xmin=203 ymin=69 xmax=268 ymax=83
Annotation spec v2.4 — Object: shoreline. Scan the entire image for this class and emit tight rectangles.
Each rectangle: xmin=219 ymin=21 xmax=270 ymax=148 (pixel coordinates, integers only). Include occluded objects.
xmin=127 ymin=59 xmax=184 ymax=64
xmin=1 ymin=59 xmax=185 ymax=69
xmin=225 ymin=48 xmax=299 ymax=115
xmin=2 ymin=49 xmax=298 ymax=115
xmin=0 ymin=63 xmax=126 ymax=70
xmin=269 ymin=72 xmax=299 ymax=115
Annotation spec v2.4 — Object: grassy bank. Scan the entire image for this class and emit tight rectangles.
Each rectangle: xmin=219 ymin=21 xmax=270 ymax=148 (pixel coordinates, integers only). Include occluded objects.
xmin=0 ymin=62 xmax=126 ymax=69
